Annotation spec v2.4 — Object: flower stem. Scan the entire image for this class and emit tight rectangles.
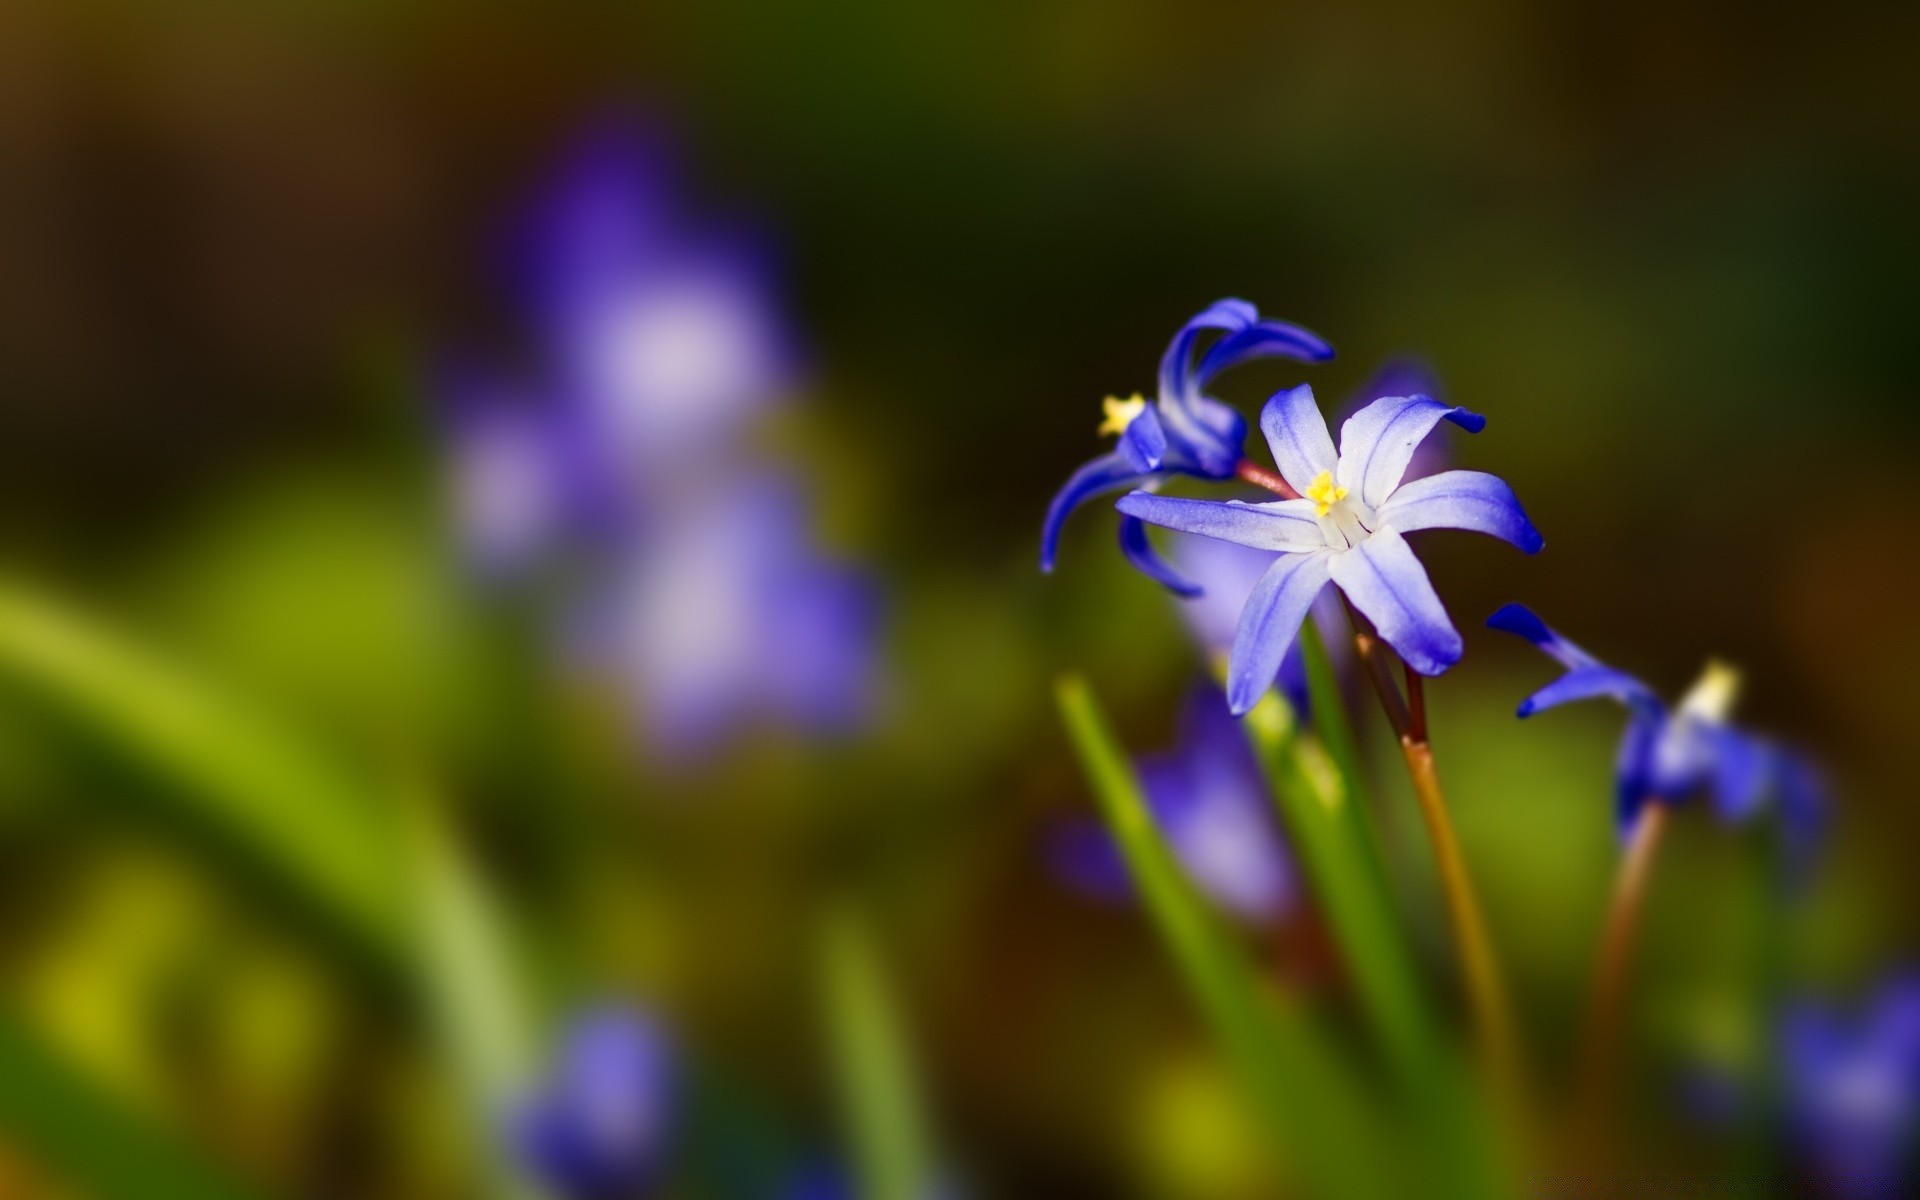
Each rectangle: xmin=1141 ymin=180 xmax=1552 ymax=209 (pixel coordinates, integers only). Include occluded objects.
xmin=1575 ymin=801 xmax=1669 ymax=1138
xmin=1344 ymin=599 xmax=1524 ymax=1102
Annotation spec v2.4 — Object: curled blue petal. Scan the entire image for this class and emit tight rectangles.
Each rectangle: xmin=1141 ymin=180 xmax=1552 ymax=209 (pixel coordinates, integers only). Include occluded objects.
xmin=1487 ymin=603 xmax=1612 ymax=674
xmin=1116 ymin=491 xmax=1326 ymax=553
xmin=1257 ymin=384 xmax=1339 ymax=494
xmin=1040 ymin=452 xmax=1150 ymax=572
xmin=1118 ymin=403 xmax=1167 ymax=472
xmin=1326 ymin=529 xmax=1462 ymax=676
xmin=1157 ymin=299 xmax=1258 ymax=402
xmin=1192 ymin=318 xmax=1335 ymax=391
xmin=1226 ymin=552 xmax=1334 ymax=715
xmin=1378 ymin=470 xmax=1543 ymax=553
xmin=1335 ymin=395 xmax=1486 ymax=509
xmin=1516 ymin=665 xmax=1663 ymax=718
xmin=1119 ymin=515 xmax=1202 ymax=596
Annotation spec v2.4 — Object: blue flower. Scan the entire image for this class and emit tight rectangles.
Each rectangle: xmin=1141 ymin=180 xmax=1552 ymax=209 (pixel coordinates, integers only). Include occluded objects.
xmin=1781 ymin=973 xmax=1920 ymax=1196
xmin=1115 ymin=386 xmax=1542 ymax=712
xmin=1054 ymin=686 xmax=1294 ymax=922
xmin=1040 ymin=299 xmax=1333 ymax=596
xmin=515 ymin=1007 xmax=678 ymax=1200
xmin=1487 ymin=604 xmax=1826 ymax=855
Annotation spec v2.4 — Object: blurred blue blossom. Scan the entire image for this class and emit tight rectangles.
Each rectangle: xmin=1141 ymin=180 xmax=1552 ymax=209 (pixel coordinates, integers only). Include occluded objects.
xmin=1118 ymin=387 xmax=1541 ymax=712
xmin=1040 ymin=299 xmax=1332 ymax=596
xmin=515 ymin=1007 xmax=678 ymax=1200
xmin=1782 ymin=973 xmax=1920 ymax=1196
xmin=1054 ymin=685 xmax=1294 ymax=922
xmin=1488 ymin=604 xmax=1825 ymax=859
xmin=443 ymin=117 xmax=877 ymax=755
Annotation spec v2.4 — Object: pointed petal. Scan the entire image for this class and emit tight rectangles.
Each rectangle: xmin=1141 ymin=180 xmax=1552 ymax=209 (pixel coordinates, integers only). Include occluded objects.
xmin=1486 ymin=603 xmax=1604 ymax=672
xmin=1040 ymin=453 xmax=1150 ymax=572
xmin=1515 ymin=665 xmax=1662 ymax=717
xmin=1192 ymin=318 xmax=1335 ymax=392
xmin=1119 ymin=514 xmax=1203 ymax=596
xmin=1326 ymin=529 xmax=1462 ymax=676
xmin=1119 ymin=404 xmax=1167 ymax=472
xmin=1158 ymin=299 xmax=1258 ymax=402
xmin=1257 ymin=384 xmax=1338 ymax=494
xmin=1116 ymin=492 xmax=1327 ymax=553
xmin=1226 ymin=552 xmax=1334 ymax=714
xmin=1335 ymin=394 xmax=1487 ymax=509
xmin=1378 ymin=470 xmax=1543 ymax=553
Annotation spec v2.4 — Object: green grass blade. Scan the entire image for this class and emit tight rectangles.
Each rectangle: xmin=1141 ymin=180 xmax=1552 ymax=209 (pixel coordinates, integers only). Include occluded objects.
xmin=0 ymin=1007 xmax=269 ymax=1200
xmin=0 ymin=578 xmax=401 ymax=954
xmin=403 ymin=786 xmax=545 ymax=1200
xmin=1055 ymin=675 xmax=1400 ymax=1200
xmin=815 ymin=904 xmax=936 ymax=1200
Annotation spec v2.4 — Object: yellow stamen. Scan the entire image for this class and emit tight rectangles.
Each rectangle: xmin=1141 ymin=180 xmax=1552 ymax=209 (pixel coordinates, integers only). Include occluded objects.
xmin=1098 ymin=394 xmax=1148 ymax=437
xmin=1304 ymin=469 xmax=1348 ymax=517
xmin=1679 ymin=659 xmax=1742 ymax=724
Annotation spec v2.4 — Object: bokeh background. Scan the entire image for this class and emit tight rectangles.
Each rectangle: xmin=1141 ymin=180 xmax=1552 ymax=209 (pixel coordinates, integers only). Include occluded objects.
xmin=1 ymin=2 xmax=1917 ymax=1196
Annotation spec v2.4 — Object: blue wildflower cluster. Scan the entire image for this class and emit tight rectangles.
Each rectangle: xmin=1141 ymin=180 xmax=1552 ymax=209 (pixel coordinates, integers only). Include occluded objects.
xmin=445 ymin=120 xmax=877 ymax=755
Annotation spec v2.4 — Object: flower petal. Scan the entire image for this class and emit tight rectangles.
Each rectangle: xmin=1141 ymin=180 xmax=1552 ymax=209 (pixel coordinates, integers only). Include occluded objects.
xmin=1158 ymin=299 xmax=1258 ymax=403
xmin=1192 ymin=318 xmax=1335 ymax=392
xmin=1226 ymin=552 xmax=1334 ymax=715
xmin=1116 ymin=492 xmax=1327 ymax=553
xmin=1486 ymin=604 xmax=1600 ymax=671
xmin=1614 ymin=708 xmax=1665 ymax=842
xmin=1335 ymin=394 xmax=1487 ymax=509
xmin=1119 ymin=404 xmax=1167 ymax=472
xmin=1257 ymin=384 xmax=1339 ymax=494
xmin=1326 ymin=529 xmax=1462 ymax=676
xmin=1514 ymin=665 xmax=1662 ymax=718
xmin=1707 ymin=726 xmax=1772 ymax=824
xmin=1377 ymin=470 xmax=1543 ymax=553
xmin=1040 ymin=453 xmax=1150 ymax=572
xmin=1119 ymin=514 xmax=1202 ymax=596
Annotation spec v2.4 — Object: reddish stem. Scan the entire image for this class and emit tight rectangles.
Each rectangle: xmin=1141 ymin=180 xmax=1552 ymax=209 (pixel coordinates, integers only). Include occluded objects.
xmin=1234 ymin=459 xmax=1300 ymax=499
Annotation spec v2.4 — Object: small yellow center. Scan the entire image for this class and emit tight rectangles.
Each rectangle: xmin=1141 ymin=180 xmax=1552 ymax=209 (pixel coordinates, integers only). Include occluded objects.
xmin=1679 ymin=659 xmax=1743 ymax=724
xmin=1098 ymin=394 xmax=1148 ymax=437
xmin=1304 ymin=469 xmax=1348 ymax=517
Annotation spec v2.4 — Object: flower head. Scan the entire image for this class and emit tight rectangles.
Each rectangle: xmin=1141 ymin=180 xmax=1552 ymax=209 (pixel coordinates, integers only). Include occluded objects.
xmin=1487 ymin=604 xmax=1826 ymax=857
xmin=1116 ymin=385 xmax=1542 ymax=712
xmin=1781 ymin=973 xmax=1920 ymax=1195
xmin=1054 ymin=686 xmax=1294 ymax=922
xmin=1041 ymin=299 xmax=1333 ymax=595
xmin=515 ymin=1007 xmax=678 ymax=1200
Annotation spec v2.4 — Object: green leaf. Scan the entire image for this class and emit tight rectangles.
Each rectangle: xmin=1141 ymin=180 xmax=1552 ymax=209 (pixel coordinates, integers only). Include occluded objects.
xmin=1055 ymin=675 xmax=1400 ymax=1200
xmin=404 ymin=785 xmax=546 ymax=1200
xmin=0 ymin=579 xmax=402 ymax=957
xmin=0 ymin=1007 xmax=268 ymax=1200
xmin=816 ymin=904 xmax=937 ymax=1200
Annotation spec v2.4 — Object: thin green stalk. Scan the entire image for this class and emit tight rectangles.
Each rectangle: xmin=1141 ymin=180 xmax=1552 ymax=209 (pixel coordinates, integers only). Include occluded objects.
xmin=1056 ymin=676 xmax=1402 ymax=1200
xmin=816 ymin=905 xmax=937 ymax=1200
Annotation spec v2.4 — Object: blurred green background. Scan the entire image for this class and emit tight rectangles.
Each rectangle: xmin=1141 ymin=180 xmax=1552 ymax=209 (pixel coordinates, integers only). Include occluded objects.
xmin=0 ymin=1 xmax=1916 ymax=1196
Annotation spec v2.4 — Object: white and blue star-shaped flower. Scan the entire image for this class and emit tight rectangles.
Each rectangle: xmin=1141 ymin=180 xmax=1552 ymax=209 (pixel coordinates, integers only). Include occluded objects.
xmin=1114 ymin=384 xmax=1542 ymax=713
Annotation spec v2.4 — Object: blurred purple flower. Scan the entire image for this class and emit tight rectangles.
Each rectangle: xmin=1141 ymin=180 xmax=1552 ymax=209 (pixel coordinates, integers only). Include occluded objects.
xmin=442 ymin=115 xmax=880 ymax=756
xmin=1118 ymin=386 xmax=1542 ymax=712
xmin=1041 ymin=299 xmax=1333 ymax=596
xmin=1782 ymin=974 xmax=1920 ymax=1196
xmin=1054 ymin=685 xmax=1293 ymax=922
xmin=578 ymin=476 xmax=878 ymax=750
xmin=1488 ymin=605 xmax=1826 ymax=865
xmin=515 ymin=1006 xmax=678 ymax=1200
